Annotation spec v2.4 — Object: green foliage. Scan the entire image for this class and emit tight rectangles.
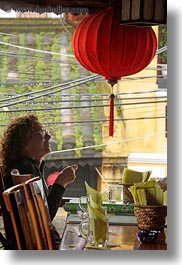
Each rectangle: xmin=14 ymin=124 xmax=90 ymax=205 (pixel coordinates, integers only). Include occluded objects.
xmin=51 ymin=35 xmax=61 ymax=79
xmin=0 ymin=35 xmax=10 ymax=92
xmin=115 ymin=97 xmax=126 ymax=128
xmin=89 ymin=82 xmax=104 ymax=151
xmin=72 ymin=85 xmax=82 ymax=157
xmin=18 ymin=33 xmax=26 ymax=88
xmin=0 ymin=30 xmax=103 ymax=155
xmin=159 ymin=25 xmax=167 ymax=63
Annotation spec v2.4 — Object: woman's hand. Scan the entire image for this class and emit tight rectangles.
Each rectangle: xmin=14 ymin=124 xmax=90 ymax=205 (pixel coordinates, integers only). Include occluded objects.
xmin=55 ymin=164 xmax=78 ymax=188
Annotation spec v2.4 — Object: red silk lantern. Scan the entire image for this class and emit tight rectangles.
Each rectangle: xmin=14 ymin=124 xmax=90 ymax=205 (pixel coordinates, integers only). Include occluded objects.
xmin=72 ymin=6 xmax=157 ymax=136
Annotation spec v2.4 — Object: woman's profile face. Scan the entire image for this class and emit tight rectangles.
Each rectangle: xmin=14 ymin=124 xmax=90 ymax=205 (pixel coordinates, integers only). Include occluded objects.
xmin=24 ymin=120 xmax=51 ymax=161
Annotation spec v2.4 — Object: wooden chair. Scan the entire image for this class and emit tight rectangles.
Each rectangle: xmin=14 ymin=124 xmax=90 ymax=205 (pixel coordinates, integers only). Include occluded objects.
xmin=1 ymin=169 xmax=41 ymax=249
xmin=2 ymin=183 xmax=30 ymax=249
xmin=0 ymin=167 xmax=17 ymax=249
xmin=3 ymin=177 xmax=54 ymax=250
xmin=23 ymin=177 xmax=54 ymax=250
xmin=11 ymin=169 xmax=33 ymax=185
xmin=0 ymin=168 xmax=34 ymax=249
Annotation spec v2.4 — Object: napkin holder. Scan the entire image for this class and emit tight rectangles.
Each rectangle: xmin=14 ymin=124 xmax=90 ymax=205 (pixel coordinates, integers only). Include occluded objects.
xmin=134 ymin=204 xmax=167 ymax=231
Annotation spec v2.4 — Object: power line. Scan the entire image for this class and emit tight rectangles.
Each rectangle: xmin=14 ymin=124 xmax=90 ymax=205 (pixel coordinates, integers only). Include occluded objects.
xmin=0 ymin=96 xmax=167 ymax=106
xmin=0 ymin=84 xmax=167 ymax=109
xmin=0 ymin=74 xmax=100 ymax=107
xmin=0 ymin=38 xmax=167 ymax=56
xmin=0 ymin=75 xmax=166 ymax=86
xmin=0 ymin=50 xmax=167 ymax=70
xmin=0 ymin=99 xmax=167 ymax=113
xmin=0 ymin=50 xmax=77 ymax=64
xmin=0 ymin=109 xmax=166 ymax=123
xmin=45 ymin=131 xmax=167 ymax=154
xmin=0 ymin=116 xmax=166 ymax=127
xmin=0 ymin=88 xmax=167 ymax=103
xmin=156 ymin=46 xmax=167 ymax=54
xmin=0 ymin=40 xmax=75 ymax=57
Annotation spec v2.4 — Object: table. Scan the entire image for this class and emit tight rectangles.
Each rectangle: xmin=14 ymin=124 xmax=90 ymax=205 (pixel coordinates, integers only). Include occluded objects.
xmin=59 ymin=213 xmax=167 ymax=250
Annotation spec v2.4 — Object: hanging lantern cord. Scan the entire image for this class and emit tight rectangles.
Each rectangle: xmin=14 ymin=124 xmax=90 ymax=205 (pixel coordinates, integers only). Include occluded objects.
xmin=108 ymin=80 xmax=117 ymax=137
xmin=109 ymin=93 xmax=115 ymax=137
xmin=108 ymin=79 xmax=118 ymax=136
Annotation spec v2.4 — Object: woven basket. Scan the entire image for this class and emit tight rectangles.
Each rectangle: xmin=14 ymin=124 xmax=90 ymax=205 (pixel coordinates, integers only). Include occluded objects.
xmin=134 ymin=205 xmax=167 ymax=231
xmin=123 ymin=184 xmax=134 ymax=204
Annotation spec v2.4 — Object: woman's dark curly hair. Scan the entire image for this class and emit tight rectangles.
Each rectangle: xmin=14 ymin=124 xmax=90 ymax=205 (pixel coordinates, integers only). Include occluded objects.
xmin=0 ymin=114 xmax=39 ymax=175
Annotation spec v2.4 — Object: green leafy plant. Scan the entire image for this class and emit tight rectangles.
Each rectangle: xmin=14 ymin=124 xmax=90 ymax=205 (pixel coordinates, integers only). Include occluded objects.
xmin=159 ymin=25 xmax=167 ymax=63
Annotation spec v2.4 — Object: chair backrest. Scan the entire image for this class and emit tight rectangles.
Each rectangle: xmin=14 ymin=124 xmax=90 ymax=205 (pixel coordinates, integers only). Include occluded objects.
xmin=11 ymin=169 xmax=33 ymax=185
xmin=3 ymin=177 xmax=54 ymax=250
xmin=0 ymin=167 xmax=5 ymax=218
xmin=23 ymin=177 xmax=54 ymax=250
xmin=0 ymin=167 xmax=17 ymax=249
xmin=2 ymin=183 xmax=28 ymax=249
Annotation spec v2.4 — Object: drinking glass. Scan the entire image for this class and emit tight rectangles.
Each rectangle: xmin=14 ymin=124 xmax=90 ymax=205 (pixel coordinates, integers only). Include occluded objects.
xmin=79 ymin=211 xmax=109 ymax=247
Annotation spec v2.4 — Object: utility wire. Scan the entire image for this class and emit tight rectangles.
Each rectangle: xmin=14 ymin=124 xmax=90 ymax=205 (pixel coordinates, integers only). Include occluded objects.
xmin=0 ymin=88 xmax=167 ymax=103
xmin=0 ymin=50 xmax=166 ymax=67
xmin=0 ymin=39 xmax=167 ymax=56
xmin=0 ymin=106 xmax=165 ymax=122
xmin=0 ymin=74 xmax=164 ymax=82
xmin=45 ymin=131 xmax=167 ymax=154
xmin=0 ymin=74 xmax=100 ymax=107
xmin=0 ymin=116 xmax=166 ymax=127
xmin=0 ymin=50 xmax=77 ymax=64
xmin=0 ymin=75 xmax=166 ymax=86
xmin=0 ymin=100 xmax=167 ymax=113
xmin=0 ymin=107 xmax=166 ymax=120
xmin=0 ymin=85 xmax=167 ymax=108
xmin=0 ymin=96 xmax=167 ymax=106
xmin=0 ymin=40 xmax=75 ymax=57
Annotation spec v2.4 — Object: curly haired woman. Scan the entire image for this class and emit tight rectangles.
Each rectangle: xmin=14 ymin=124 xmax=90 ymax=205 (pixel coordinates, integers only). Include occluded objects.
xmin=0 ymin=114 xmax=78 ymax=249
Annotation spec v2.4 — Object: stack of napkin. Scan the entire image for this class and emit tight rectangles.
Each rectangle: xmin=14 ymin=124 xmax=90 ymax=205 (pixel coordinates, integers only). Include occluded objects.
xmin=84 ymin=182 xmax=108 ymax=245
xmin=85 ymin=181 xmax=108 ymax=221
xmin=128 ymin=180 xmax=167 ymax=206
xmin=122 ymin=168 xmax=152 ymax=184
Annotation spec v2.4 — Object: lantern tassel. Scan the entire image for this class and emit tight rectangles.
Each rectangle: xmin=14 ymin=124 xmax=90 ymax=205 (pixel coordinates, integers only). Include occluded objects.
xmin=109 ymin=93 xmax=115 ymax=137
